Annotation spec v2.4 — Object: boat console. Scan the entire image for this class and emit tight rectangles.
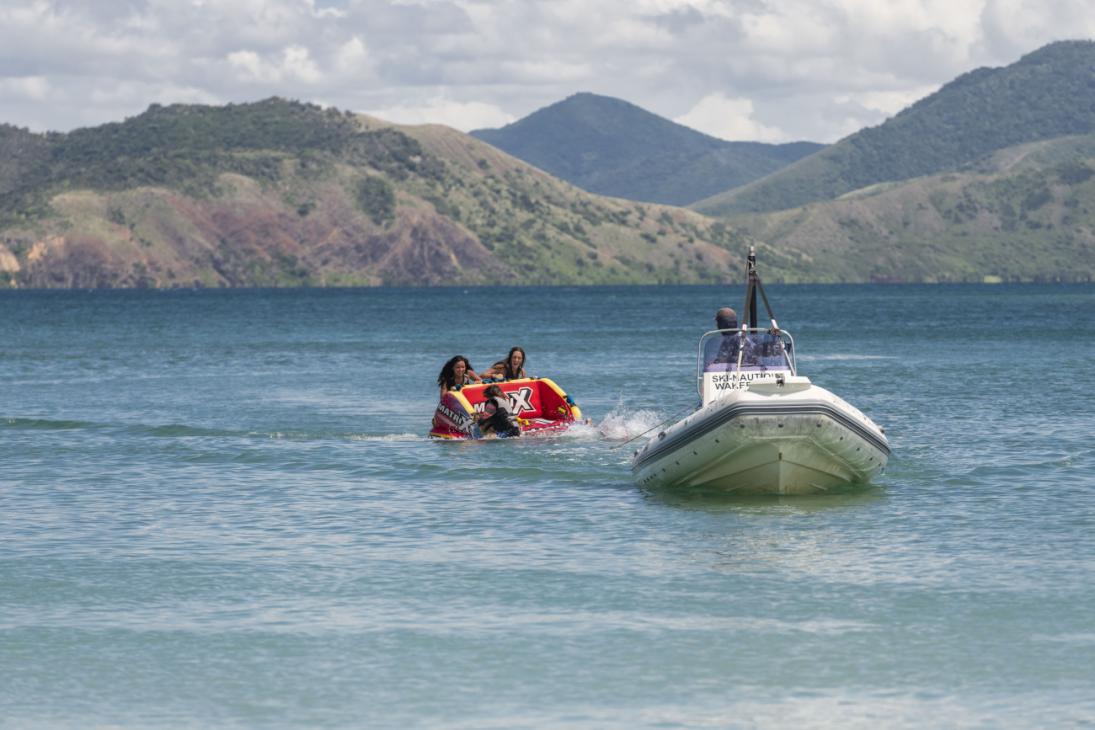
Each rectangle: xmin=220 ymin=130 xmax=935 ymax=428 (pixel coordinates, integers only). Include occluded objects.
xmin=697 ymin=328 xmax=796 ymax=406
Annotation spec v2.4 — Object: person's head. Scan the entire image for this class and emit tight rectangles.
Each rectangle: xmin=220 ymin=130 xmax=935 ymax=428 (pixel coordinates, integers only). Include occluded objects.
xmin=505 ymin=346 xmax=526 ymax=377
xmin=715 ymin=307 xmax=738 ymax=330
xmin=484 ymin=384 xmax=504 ymax=399
xmin=438 ymin=355 xmax=472 ymax=388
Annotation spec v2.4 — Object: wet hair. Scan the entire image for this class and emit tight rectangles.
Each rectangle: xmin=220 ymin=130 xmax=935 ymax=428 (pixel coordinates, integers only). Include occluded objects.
xmin=437 ymin=355 xmax=473 ymax=390
xmin=501 ymin=346 xmax=526 ymax=380
xmin=715 ymin=307 xmax=738 ymax=330
xmin=483 ymin=384 xmax=504 ymax=399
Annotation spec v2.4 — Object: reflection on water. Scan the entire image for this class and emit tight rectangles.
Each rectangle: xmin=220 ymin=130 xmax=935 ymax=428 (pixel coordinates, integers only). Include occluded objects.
xmin=644 ymin=484 xmax=886 ymax=513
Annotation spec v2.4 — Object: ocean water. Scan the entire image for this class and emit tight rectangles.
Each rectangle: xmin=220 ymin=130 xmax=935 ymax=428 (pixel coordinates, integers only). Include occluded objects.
xmin=2 ymin=284 xmax=1094 ymax=728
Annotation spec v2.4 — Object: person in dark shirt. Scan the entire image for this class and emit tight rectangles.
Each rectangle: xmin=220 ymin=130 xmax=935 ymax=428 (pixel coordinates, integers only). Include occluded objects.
xmin=711 ymin=307 xmax=744 ymax=365
xmin=477 ymin=385 xmax=521 ymax=438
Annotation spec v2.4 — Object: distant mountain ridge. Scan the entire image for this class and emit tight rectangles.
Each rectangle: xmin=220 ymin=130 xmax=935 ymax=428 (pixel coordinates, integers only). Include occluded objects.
xmin=471 ymin=93 xmax=822 ymax=205
xmin=695 ymin=40 xmax=1095 ymax=216
xmin=7 ymin=37 xmax=1095 ymax=289
xmin=719 ymin=133 xmax=1095 ymax=283
xmin=0 ymin=98 xmax=763 ymax=288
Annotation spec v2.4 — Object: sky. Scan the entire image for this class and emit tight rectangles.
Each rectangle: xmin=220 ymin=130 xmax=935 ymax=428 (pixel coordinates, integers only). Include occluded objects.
xmin=2 ymin=0 xmax=1094 ymax=144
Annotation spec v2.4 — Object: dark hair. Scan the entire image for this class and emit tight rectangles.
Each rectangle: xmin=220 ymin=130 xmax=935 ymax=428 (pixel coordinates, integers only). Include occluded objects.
xmin=502 ymin=346 xmax=526 ymax=380
xmin=437 ymin=355 xmax=473 ymax=390
xmin=484 ymin=384 xmax=504 ymax=399
xmin=715 ymin=307 xmax=738 ymax=330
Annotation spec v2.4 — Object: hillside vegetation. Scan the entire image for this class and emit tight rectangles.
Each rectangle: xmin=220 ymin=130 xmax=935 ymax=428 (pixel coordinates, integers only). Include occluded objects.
xmin=0 ymin=98 xmax=781 ymax=288
xmin=472 ymin=93 xmax=821 ymax=206
xmin=721 ymin=134 xmax=1095 ymax=282
xmin=696 ymin=40 xmax=1095 ymax=216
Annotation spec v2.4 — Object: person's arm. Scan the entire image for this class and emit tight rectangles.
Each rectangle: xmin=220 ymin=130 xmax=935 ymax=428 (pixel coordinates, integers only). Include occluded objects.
xmin=468 ymin=369 xmax=482 ymax=383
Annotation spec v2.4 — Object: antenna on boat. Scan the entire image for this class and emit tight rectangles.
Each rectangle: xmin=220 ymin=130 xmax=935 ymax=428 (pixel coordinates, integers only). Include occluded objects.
xmin=740 ymin=246 xmax=780 ymax=332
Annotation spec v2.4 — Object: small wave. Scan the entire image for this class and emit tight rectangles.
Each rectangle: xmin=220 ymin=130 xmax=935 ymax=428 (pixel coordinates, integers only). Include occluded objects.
xmin=2 ymin=417 xmax=101 ymax=431
xmin=799 ymin=354 xmax=897 ymax=361
xmin=250 ymin=430 xmax=425 ymax=442
xmin=143 ymin=424 xmax=240 ymax=438
xmin=348 ymin=433 xmax=425 ymax=442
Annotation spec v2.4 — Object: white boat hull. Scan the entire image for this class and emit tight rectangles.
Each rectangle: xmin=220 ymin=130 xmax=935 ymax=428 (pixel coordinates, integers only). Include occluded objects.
xmin=631 ymin=378 xmax=889 ymax=495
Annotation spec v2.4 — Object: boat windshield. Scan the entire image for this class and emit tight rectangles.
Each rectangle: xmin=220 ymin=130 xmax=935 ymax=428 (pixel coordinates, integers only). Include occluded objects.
xmin=697 ymin=328 xmax=796 ymax=397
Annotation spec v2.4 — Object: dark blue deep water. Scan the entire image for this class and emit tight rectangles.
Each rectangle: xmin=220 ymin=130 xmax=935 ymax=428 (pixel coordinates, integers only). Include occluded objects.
xmin=2 ymin=284 xmax=1094 ymax=728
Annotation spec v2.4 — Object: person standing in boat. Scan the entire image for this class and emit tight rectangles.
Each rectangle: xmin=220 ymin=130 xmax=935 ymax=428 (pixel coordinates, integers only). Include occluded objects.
xmin=706 ymin=308 xmax=750 ymax=368
xmin=477 ymin=385 xmax=521 ymax=438
xmin=482 ymin=346 xmax=527 ymax=382
xmin=437 ymin=355 xmax=481 ymax=399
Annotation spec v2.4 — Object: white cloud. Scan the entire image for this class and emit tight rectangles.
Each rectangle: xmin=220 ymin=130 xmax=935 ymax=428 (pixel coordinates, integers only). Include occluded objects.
xmin=980 ymin=0 xmax=1095 ymax=58
xmin=87 ymin=81 xmax=219 ymax=108
xmin=227 ymin=45 xmax=324 ymax=85
xmin=0 ymin=0 xmax=1090 ymax=144
xmin=282 ymin=45 xmax=322 ymax=83
xmin=835 ymin=86 xmax=940 ymax=116
xmin=364 ymin=97 xmax=515 ymax=131
xmin=227 ymin=50 xmax=274 ymax=83
xmin=335 ymin=37 xmax=369 ymax=74
xmin=675 ymin=93 xmax=788 ymax=142
xmin=0 ymin=76 xmax=52 ymax=101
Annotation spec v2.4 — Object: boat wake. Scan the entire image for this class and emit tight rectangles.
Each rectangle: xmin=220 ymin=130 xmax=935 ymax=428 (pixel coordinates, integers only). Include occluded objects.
xmin=597 ymin=407 xmax=664 ymax=441
xmin=349 ymin=433 xmax=425 ymax=442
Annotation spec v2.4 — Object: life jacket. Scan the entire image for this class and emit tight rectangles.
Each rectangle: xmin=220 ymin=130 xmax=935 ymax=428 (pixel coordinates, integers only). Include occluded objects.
xmin=482 ymin=395 xmax=521 ymax=437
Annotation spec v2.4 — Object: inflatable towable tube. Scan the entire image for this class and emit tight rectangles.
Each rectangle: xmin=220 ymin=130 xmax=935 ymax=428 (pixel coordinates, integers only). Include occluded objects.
xmin=430 ymin=377 xmax=583 ymax=440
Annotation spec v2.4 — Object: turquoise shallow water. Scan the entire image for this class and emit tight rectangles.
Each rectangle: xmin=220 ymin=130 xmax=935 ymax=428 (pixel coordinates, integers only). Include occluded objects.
xmin=2 ymin=284 xmax=1095 ymax=728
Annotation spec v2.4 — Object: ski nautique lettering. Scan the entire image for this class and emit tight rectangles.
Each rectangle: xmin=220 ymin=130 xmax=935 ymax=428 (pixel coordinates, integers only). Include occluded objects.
xmin=707 ymin=371 xmax=790 ymax=392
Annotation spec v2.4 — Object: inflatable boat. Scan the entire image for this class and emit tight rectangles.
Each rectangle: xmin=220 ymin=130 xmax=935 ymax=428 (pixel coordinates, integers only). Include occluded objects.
xmin=631 ymin=248 xmax=890 ymax=495
xmin=430 ymin=377 xmax=583 ymax=440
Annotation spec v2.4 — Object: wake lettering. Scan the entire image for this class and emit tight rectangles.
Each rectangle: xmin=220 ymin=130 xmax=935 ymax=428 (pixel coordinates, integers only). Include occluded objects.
xmin=709 ymin=371 xmax=788 ymax=391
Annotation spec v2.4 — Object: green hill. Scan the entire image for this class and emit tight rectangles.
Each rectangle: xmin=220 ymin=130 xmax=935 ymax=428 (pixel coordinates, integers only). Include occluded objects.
xmin=0 ymin=124 xmax=50 ymax=198
xmin=7 ymin=92 xmax=1095 ymax=288
xmin=471 ymin=92 xmax=821 ymax=205
xmin=0 ymin=98 xmax=776 ymax=288
xmin=719 ymin=134 xmax=1095 ymax=282
xmin=695 ymin=40 xmax=1095 ymax=216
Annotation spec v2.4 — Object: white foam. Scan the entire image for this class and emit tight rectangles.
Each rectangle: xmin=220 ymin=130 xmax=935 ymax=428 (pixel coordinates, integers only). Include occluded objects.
xmin=349 ymin=433 xmax=425 ymax=442
xmin=548 ymin=421 xmax=601 ymax=440
xmin=597 ymin=407 xmax=664 ymax=441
